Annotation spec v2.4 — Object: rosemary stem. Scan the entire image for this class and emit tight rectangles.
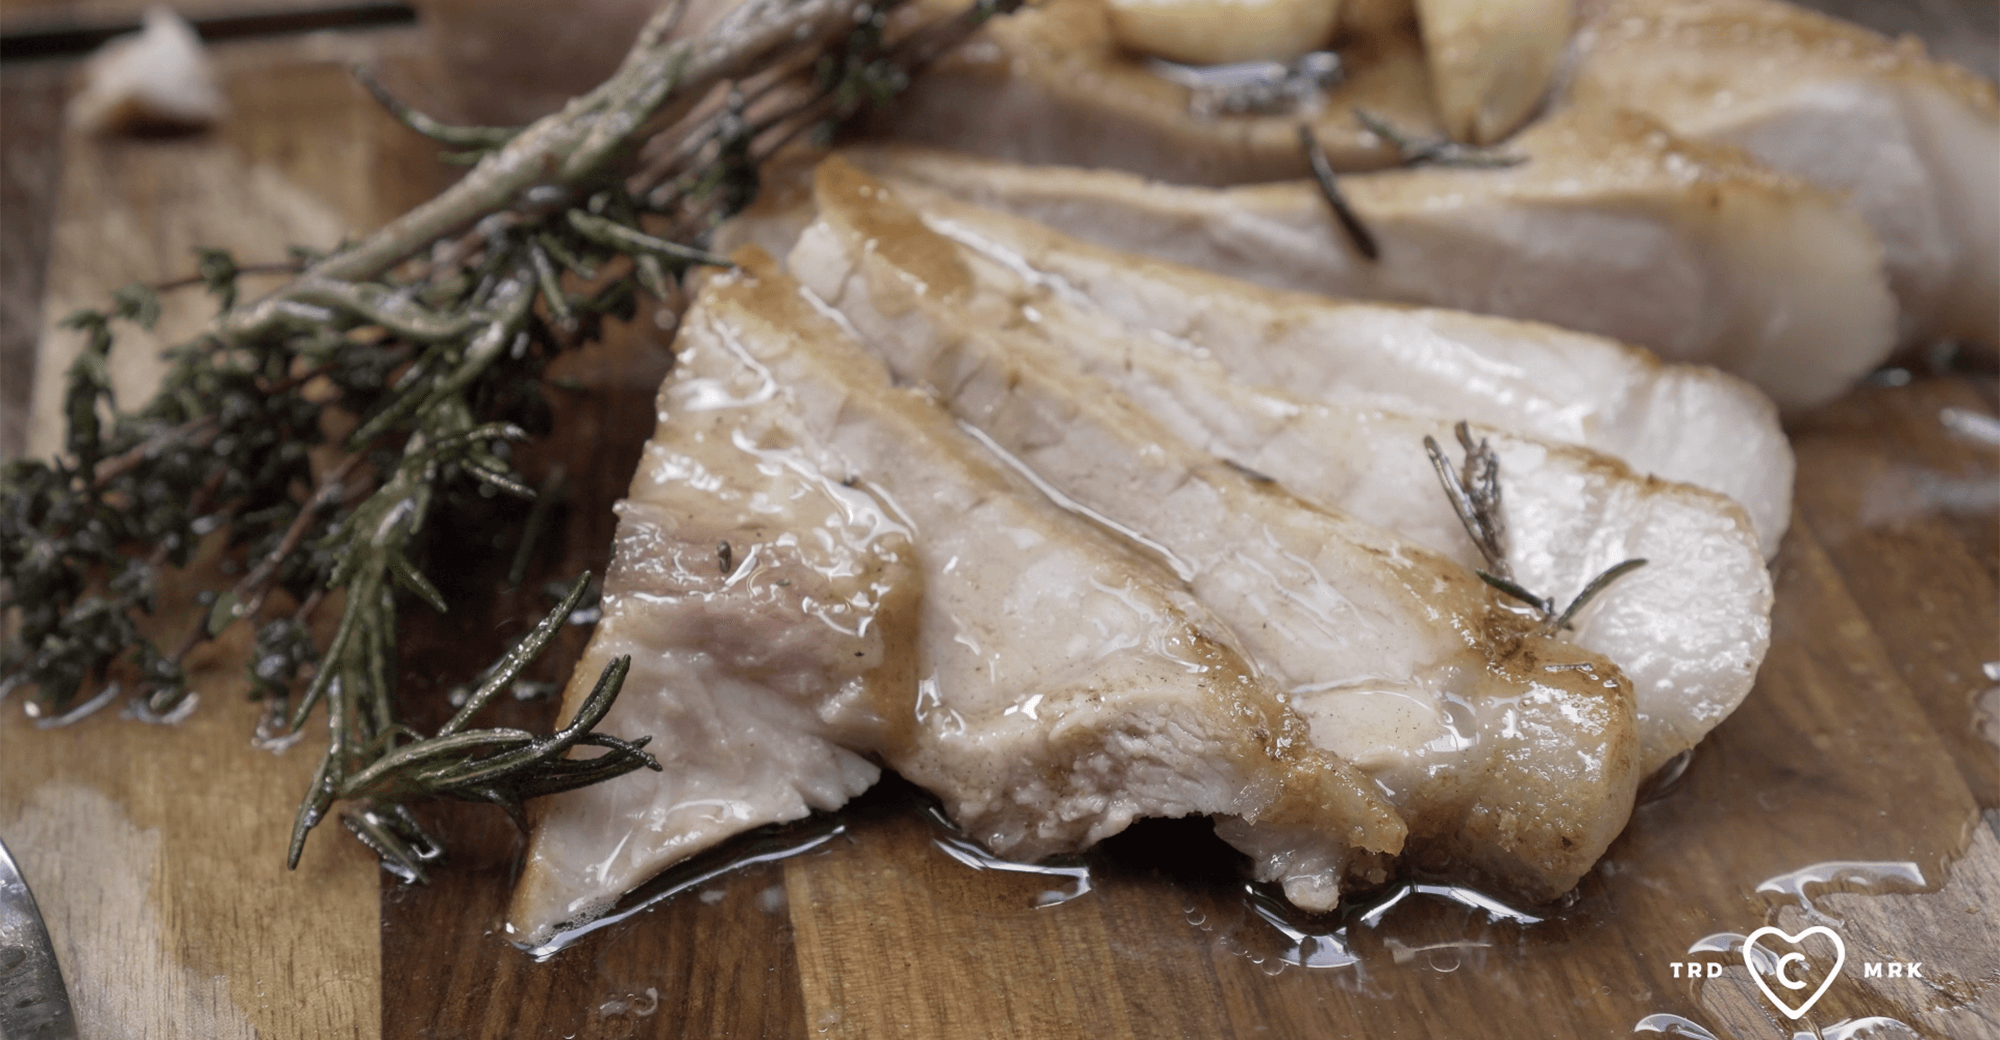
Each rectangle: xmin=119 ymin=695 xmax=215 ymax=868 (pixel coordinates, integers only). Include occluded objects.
xmin=1300 ymin=123 xmax=1379 ymax=261
xmin=367 ymin=584 xmax=396 ymax=735
xmin=293 ymin=0 xmax=874 ymax=288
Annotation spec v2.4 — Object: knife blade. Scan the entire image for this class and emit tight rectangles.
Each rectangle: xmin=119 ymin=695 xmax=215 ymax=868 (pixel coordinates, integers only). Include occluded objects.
xmin=0 ymin=836 xmax=76 ymax=1040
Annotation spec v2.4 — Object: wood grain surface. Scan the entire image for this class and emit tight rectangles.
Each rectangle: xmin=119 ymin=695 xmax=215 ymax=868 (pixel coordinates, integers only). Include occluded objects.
xmin=2 ymin=14 xmax=1997 ymax=1040
xmin=1 ymin=27 xmax=455 ymax=1040
xmin=0 ymin=0 xmax=417 ymax=63
xmin=0 ymin=55 xmax=68 ymax=461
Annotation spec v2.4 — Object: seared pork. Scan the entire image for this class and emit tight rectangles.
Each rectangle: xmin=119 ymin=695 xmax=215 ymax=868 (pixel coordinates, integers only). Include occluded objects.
xmin=866 ymin=183 xmax=1795 ymax=558
xmin=853 ymin=107 xmax=1897 ymax=410
xmin=509 ymin=253 xmax=1405 ymax=943
xmin=1566 ymin=0 xmax=2000 ymax=348
xmin=795 ymin=159 xmax=1643 ymax=903
xmin=811 ymin=174 xmax=1770 ymax=776
xmin=889 ymin=0 xmax=1993 ymax=352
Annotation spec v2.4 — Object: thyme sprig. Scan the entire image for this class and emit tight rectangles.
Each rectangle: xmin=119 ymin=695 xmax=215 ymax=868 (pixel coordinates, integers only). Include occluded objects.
xmin=0 ymin=0 xmax=1020 ymax=878
xmin=1424 ymin=421 xmax=1646 ymax=634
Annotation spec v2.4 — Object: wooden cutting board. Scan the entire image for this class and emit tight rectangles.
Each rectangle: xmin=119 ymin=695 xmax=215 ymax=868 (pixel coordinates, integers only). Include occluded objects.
xmin=2 ymin=22 xmax=1996 ymax=1040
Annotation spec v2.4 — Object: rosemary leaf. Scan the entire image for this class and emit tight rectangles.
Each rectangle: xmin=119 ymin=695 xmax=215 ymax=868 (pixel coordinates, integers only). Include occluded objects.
xmin=1422 ymin=424 xmax=1507 ymax=576
xmin=566 ymin=209 xmax=733 ymax=268
xmin=351 ymin=64 xmax=520 ymax=150
xmin=386 ymin=551 xmax=449 ymax=614
xmin=1355 ymin=108 xmax=1527 ymax=169
xmin=1299 ymin=123 xmax=1379 ymax=261
xmin=1550 ymin=558 xmax=1649 ymax=633
xmin=439 ymin=573 xmax=593 ymax=737
xmin=1477 ymin=569 xmax=1554 ymax=618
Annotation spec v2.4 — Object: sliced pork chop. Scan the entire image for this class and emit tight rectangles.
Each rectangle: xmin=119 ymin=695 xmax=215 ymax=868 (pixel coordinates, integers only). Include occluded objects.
xmin=875 ymin=185 xmax=1795 ymax=558
xmin=832 ymin=181 xmax=1770 ymax=776
xmin=509 ymin=253 xmax=1405 ymax=943
xmin=508 ymin=315 xmax=907 ymax=943
xmin=796 ymin=159 xmax=1643 ymax=903
xmin=850 ymin=105 xmax=1897 ymax=410
xmin=1566 ymin=0 xmax=1999 ymax=349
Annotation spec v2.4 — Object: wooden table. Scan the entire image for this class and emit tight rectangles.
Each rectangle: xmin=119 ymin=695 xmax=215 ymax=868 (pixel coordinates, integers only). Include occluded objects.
xmin=1 ymin=13 xmax=1996 ymax=1040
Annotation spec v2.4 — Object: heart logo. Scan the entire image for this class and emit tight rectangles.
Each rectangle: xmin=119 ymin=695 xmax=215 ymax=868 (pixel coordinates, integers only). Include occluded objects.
xmin=1742 ymin=925 xmax=1845 ymax=1021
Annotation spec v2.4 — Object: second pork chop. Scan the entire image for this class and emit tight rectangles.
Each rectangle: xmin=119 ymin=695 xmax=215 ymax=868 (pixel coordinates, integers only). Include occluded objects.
xmin=795 ymin=159 xmax=1644 ymax=905
xmin=509 ymin=254 xmax=1405 ymax=943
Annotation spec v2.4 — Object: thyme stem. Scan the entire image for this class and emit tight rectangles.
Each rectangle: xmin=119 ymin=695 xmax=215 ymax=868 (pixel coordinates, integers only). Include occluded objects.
xmin=91 ymin=415 xmax=217 ymax=485
xmin=235 ymin=449 xmax=367 ymax=621
xmin=149 ymin=261 xmax=305 ymax=294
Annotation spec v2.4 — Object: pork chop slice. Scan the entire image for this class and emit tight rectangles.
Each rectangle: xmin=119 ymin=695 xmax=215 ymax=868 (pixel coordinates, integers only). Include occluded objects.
xmin=509 ymin=253 xmax=1404 ymax=943
xmin=881 ymin=0 xmax=1987 ymax=352
xmin=795 ymin=158 xmax=1643 ymax=904
xmin=1566 ymin=0 xmax=1999 ymax=350
xmin=866 ymin=184 xmax=1795 ymax=559
xmin=847 ymin=104 xmax=1897 ymax=410
xmin=835 ymin=181 xmax=1772 ymax=777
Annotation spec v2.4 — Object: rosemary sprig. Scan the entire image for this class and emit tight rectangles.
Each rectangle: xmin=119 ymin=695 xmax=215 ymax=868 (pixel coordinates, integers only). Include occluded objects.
xmin=1424 ymin=421 xmax=1645 ymax=634
xmin=288 ymin=575 xmax=655 ymax=875
xmin=0 ymin=0 xmax=1021 ymax=880
xmin=1355 ymin=108 xmax=1527 ymax=169
xmin=1299 ymin=123 xmax=1379 ymax=261
xmin=1423 ymin=422 xmax=1506 ymax=575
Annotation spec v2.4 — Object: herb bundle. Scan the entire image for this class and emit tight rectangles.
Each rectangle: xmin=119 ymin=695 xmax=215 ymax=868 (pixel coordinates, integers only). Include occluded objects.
xmin=0 ymin=0 xmax=1021 ymax=880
